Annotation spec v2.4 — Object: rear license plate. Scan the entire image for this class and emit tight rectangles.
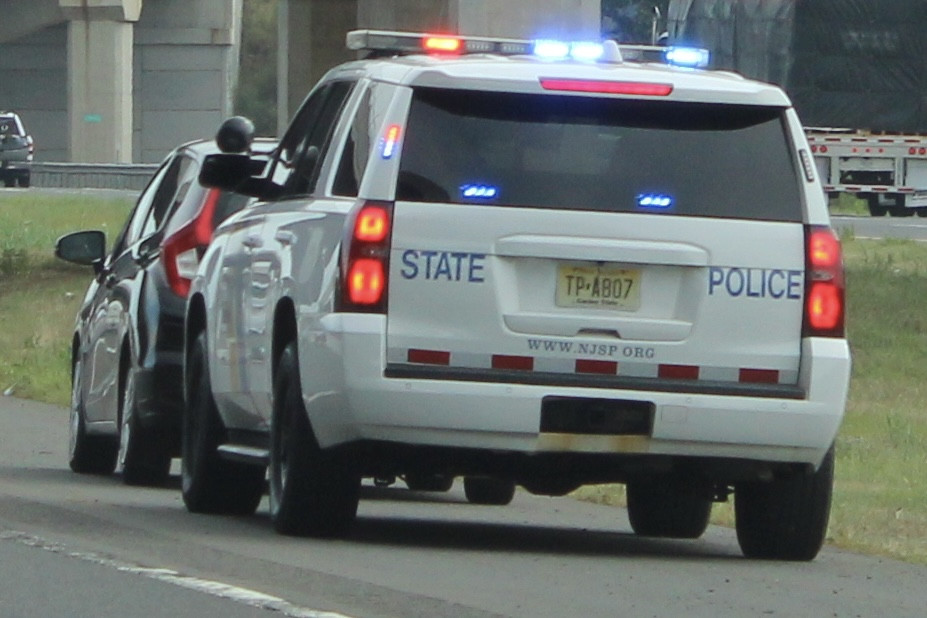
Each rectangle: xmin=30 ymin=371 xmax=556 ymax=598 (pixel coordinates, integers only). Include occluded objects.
xmin=555 ymin=263 xmax=641 ymax=310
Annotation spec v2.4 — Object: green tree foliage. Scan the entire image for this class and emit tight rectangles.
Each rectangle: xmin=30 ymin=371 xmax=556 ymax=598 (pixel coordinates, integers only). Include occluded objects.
xmin=602 ymin=0 xmax=670 ymax=44
xmin=235 ymin=0 xmax=278 ymax=136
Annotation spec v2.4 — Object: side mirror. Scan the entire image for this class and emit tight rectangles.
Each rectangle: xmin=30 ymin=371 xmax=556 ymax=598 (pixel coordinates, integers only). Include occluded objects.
xmin=55 ymin=230 xmax=106 ymax=269
xmin=199 ymin=153 xmax=279 ymax=200
xmin=216 ymin=116 xmax=255 ymax=154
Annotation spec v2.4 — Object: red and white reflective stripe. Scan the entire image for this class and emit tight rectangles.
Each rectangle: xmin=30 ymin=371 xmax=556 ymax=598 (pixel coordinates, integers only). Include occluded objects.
xmin=807 ymin=135 xmax=927 ymax=146
xmin=390 ymin=348 xmax=796 ymax=385
xmin=822 ymin=185 xmax=916 ymax=194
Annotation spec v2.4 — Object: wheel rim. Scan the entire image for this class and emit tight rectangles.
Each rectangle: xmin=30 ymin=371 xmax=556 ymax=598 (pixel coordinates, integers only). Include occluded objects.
xmin=68 ymin=359 xmax=83 ymax=460
xmin=270 ymin=380 xmax=292 ymax=512
xmin=117 ymin=368 xmax=135 ymax=470
xmin=181 ymin=353 xmax=205 ymax=492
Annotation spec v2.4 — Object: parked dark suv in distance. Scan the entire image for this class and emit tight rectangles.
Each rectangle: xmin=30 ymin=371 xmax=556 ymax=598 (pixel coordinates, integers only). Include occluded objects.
xmin=55 ymin=137 xmax=275 ymax=485
xmin=0 ymin=111 xmax=33 ymax=188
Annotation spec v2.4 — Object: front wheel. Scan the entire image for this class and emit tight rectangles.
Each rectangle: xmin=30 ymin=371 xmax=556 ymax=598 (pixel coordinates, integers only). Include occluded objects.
xmin=404 ymin=474 xmax=454 ymax=492
xmin=463 ymin=476 xmax=516 ymax=505
xmin=626 ymin=478 xmax=712 ymax=539
xmin=181 ymin=332 xmax=264 ymax=515
xmin=735 ymin=447 xmax=834 ymax=561
xmin=269 ymin=343 xmax=360 ymax=537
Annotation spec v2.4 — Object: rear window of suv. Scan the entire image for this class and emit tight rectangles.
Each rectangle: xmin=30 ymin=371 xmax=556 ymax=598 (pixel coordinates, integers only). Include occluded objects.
xmin=0 ymin=115 xmax=24 ymax=137
xmin=397 ymin=88 xmax=803 ymax=222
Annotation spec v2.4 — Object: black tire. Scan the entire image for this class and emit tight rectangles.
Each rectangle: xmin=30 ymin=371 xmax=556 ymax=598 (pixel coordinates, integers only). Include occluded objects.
xmin=68 ymin=356 xmax=119 ymax=474
xmin=463 ymin=476 xmax=516 ymax=505
xmin=119 ymin=366 xmax=171 ymax=486
xmin=866 ymin=195 xmax=887 ymax=216
xmin=626 ymin=478 xmax=712 ymax=539
xmin=2 ymin=177 xmax=13 ymax=188
xmin=17 ymin=173 xmax=29 ymax=188
xmin=404 ymin=473 xmax=454 ymax=492
xmin=181 ymin=332 xmax=264 ymax=515
xmin=735 ymin=447 xmax=835 ymax=561
xmin=269 ymin=343 xmax=360 ymax=537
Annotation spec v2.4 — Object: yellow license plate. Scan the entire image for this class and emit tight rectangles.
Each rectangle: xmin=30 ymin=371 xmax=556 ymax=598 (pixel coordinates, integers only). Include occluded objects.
xmin=555 ymin=263 xmax=641 ymax=310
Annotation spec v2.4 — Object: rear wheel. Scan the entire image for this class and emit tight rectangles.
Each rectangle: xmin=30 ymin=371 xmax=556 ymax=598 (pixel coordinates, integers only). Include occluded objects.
xmin=119 ymin=366 xmax=171 ymax=486
xmin=181 ymin=332 xmax=264 ymax=514
xmin=866 ymin=195 xmax=887 ymax=216
xmin=626 ymin=478 xmax=712 ymax=539
xmin=269 ymin=343 xmax=360 ymax=537
xmin=735 ymin=447 xmax=834 ymax=561
xmin=463 ymin=476 xmax=516 ymax=505
xmin=68 ymin=356 xmax=118 ymax=474
xmin=17 ymin=173 xmax=29 ymax=188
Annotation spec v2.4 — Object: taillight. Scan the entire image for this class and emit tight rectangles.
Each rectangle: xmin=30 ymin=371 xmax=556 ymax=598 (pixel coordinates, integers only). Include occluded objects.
xmin=339 ymin=201 xmax=393 ymax=313
xmin=161 ymin=188 xmax=221 ymax=297
xmin=803 ymin=226 xmax=845 ymax=337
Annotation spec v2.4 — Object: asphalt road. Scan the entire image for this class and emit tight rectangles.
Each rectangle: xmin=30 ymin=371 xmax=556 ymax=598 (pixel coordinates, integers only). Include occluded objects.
xmin=1 ymin=395 xmax=926 ymax=618
xmin=832 ymin=214 xmax=927 ymax=241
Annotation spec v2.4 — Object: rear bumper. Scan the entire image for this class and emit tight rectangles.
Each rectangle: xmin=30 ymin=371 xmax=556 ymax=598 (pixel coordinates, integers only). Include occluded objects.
xmin=302 ymin=315 xmax=849 ymax=471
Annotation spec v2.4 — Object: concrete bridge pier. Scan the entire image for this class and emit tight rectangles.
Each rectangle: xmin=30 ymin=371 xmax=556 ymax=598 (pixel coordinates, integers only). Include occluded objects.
xmin=60 ymin=1 xmax=141 ymax=163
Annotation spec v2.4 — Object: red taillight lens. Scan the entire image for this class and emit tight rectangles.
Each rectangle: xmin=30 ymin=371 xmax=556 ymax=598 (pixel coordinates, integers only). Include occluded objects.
xmin=161 ymin=189 xmax=221 ymax=298
xmin=339 ymin=201 xmax=393 ymax=312
xmin=804 ymin=226 xmax=845 ymax=337
xmin=348 ymin=259 xmax=386 ymax=304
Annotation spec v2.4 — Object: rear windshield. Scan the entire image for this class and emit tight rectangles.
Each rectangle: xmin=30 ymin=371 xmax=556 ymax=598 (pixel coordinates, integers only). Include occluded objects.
xmin=0 ymin=116 xmax=24 ymax=137
xmin=397 ymin=88 xmax=803 ymax=221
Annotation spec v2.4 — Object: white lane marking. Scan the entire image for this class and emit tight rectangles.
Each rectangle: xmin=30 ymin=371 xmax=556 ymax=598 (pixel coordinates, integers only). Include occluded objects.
xmin=0 ymin=530 xmax=354 ymax=618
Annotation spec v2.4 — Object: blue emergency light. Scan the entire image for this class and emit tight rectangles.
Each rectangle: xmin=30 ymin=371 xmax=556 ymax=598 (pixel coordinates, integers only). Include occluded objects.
xmin=664 ymin=47 xmax=710 ymax=68
xmin=637 ymin=193 xmax=674 ymax=209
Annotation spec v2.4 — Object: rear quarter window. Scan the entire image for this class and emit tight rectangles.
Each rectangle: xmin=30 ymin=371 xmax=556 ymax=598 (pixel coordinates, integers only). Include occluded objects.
xmin=397 ymin=88 xmax=803 ymax=222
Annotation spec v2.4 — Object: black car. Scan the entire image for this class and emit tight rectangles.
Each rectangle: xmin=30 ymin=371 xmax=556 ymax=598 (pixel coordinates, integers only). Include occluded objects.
xmin=55 ymin=138 xmax=274 ymax=485
xmin=0 ymin=111 xmax=33 ymax=188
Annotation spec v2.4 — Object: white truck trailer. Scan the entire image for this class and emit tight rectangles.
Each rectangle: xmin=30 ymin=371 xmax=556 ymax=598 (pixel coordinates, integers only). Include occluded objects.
xmin=668 ymin=0 xmax=927 ymax=216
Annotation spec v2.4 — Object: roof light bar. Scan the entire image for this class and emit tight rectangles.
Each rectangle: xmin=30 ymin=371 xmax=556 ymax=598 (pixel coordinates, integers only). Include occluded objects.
xmin=664 ymin=46 xmax=711 ymax=68
xmin=346 ymin=29 xmax=708 ymax=69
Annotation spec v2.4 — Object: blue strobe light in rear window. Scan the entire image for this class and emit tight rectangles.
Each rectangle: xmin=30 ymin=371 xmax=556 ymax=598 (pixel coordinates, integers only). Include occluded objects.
xmin=637 ymin=193 xmax=674 ymax=209
xmin=461 ymin=184 xmax=499 ymax=200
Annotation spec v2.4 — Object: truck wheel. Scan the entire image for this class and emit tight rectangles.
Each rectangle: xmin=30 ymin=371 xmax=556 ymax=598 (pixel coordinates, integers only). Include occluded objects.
xmin=866 ymin=196 xmax=887 ymax=216
xmin=735 ymin=446 xmax=834 ymax=561
xmin=404 ymin=473 xmax=454 ymax=492
xmin=68 ymin=356 xmax=119 ymax=474
xmin=626 ymin=478 xmax=712 ymax=539
xmin=119 ymin=366 xmax=171 ymax=486
xmin=17 ymin=173 xmax=29 ymax=188
xmin=463 ymin=476 xmax=516 ymax=505
xmin=269 ymin=342 xmax=360 ymax=537
xmin=181 ymin=332 xmax=264 ymax=515
xmin=2 ymin=178 xmax=13 ymax=188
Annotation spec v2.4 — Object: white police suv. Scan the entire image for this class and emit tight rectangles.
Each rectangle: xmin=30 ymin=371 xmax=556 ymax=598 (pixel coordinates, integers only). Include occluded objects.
xmin=184 ymin=30 xmax=850 ymax=560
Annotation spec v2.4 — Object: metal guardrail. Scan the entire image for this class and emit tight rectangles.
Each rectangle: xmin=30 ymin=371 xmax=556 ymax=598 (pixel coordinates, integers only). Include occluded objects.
xmin=31 ymin=162 xmax=158 ymax=191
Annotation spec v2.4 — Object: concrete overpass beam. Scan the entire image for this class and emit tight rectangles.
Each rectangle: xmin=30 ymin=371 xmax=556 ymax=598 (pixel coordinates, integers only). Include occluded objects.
xmin=0 ymin=0 xmax=64 ymax=44
xmin=62 ymin=0 xmax=141 ymax=162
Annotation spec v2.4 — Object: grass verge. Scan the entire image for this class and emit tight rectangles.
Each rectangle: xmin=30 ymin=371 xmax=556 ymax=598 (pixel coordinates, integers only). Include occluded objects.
xmin=0 ymin=192 xmax=133 ymax=403
xmin=2 ymin=192 xmax=926 ymax=564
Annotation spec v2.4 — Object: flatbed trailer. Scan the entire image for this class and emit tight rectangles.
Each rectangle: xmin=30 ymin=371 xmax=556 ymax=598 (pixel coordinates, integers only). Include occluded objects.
xmin=807 ymin=130 xmax=927 ymax=216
